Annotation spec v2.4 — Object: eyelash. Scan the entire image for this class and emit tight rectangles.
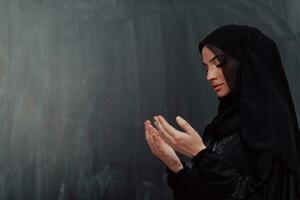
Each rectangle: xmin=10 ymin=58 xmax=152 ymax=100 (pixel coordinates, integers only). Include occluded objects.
xmin=203 ymin=63 xmax=224 ymax=72
xmin=216 ymin=63 xmax=223 ymax=67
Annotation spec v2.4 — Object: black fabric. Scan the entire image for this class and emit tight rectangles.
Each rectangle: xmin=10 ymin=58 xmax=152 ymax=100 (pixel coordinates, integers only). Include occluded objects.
xmin=198 ymin=24 xmax=300 ymax=193
xmin=166 ymin=129 xmax=298 ymax=200
xmin=165 ymin=24 xmax=300 ymax=199
xmin=202 ymin=44 xmax=241 ymax=141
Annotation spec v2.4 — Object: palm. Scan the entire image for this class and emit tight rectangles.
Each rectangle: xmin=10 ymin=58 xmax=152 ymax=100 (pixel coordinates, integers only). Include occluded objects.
xmin=154 ymin=115 xmax=206 ymax=158
xmin=159 ymin=135 xmax=178 ymax=159
xmin=145 ymin=121 xmax=181 ymax=170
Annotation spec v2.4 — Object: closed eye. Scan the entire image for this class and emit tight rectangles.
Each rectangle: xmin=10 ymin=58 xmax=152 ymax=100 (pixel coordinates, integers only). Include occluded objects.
xmin=202 ymin=54 xmax=226 ymax=68
xmin=216 ymin=62 xmax=224 ymax=67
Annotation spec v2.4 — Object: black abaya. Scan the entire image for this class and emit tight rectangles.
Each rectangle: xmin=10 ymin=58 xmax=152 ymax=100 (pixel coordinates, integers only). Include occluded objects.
xmin=166 ymin=127 xmax=298 ymax=200
xmin=165 ymin=24 xmax=300 ymax=200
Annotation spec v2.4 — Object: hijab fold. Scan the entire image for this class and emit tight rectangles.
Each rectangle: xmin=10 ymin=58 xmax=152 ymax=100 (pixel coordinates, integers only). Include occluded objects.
xmin=198 ymin=24 xmax=300 ymax=193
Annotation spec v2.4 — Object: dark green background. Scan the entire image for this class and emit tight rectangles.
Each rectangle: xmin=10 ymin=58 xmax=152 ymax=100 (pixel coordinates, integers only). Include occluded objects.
xmin=0 ymin=0 xmax=299 ymax=199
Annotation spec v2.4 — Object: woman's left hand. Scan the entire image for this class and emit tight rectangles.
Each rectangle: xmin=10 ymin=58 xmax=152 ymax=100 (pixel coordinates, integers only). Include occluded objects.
xmin=153 ymin=115 xmax=206 ymax=158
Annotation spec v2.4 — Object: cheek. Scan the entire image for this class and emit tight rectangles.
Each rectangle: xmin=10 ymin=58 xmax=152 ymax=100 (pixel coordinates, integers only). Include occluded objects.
xmin=220 ymin=74 xmax=230 ymax=91
xmin=220 ymin=78 xmax=230 ymax=92
xmin=224 ymin=84 xmax=231 ymax=92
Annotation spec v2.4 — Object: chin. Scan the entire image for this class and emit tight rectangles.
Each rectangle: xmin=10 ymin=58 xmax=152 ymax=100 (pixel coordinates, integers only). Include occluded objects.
xmin=217 ymin=91 xmax=230 ymax=98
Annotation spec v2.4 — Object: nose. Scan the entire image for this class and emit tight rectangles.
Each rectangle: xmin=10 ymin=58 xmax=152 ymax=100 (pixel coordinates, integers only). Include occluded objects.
xmin=206 ymin=66 xmax=218 ymax=81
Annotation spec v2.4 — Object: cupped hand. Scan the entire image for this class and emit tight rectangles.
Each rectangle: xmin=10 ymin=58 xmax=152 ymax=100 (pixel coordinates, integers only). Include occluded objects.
xmin=153 ymin=115 xmax=206 ymax=158
xmin=144 ymin=120 xmax=183 ymax=173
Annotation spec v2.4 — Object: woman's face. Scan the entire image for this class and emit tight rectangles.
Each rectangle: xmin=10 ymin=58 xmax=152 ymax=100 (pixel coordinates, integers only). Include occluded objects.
xmin=201 ymin=46 xmax=231 ymax=97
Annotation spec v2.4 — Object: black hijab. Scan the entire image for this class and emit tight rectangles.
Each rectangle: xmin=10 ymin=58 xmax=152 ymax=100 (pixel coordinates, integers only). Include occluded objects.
xmin=198 ymin=24 xmax=300 ymax=192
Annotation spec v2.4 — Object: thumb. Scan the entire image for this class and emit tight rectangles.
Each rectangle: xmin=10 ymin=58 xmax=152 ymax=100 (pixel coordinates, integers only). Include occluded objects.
xmin=176 ymin=116 xmax=197 ymax=135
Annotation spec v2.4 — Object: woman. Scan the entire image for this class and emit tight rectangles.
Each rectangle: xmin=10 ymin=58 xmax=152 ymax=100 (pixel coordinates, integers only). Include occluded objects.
xmin=144 ymin=24 xmax=300 ymax=199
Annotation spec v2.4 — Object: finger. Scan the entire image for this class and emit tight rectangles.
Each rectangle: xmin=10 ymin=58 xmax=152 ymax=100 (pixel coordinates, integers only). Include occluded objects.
xmin=153 ymin=117 xmax=176 ymax=145
xmin=150 ymin=123 xmax=165 ymax=144
xmin=150 ymin=126 xmax=164 ymax=155
xmin=145 ymin=120 xmax=154 ymax=140
xmin=152 ymin=124 xmax=173 ymax=149
xmin=149 ymin=132 xmax=158 ymax=155
xmin=154 ymin=121 xmax=169 ymax=143
xmin=175 ymin=116 xmax=198 ymax=135
xmin=152 ymin=129 xmax=162 ymax=148
xmin=146 ymin=123 xmax=158 ymax=154
xmin=144 ymin=121 xmax=150 ymax=141
xmin=157 ymin=115 xmax=182 ymax=139
xmin=145 ymin=121 xmax=155 ymax=143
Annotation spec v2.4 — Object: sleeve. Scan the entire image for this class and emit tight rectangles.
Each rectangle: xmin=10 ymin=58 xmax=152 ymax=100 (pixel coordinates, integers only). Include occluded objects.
xmin=165 ymin=160 xmax=208 ymax=200
xmin=191 ymin=148 xmax=273 ymax=199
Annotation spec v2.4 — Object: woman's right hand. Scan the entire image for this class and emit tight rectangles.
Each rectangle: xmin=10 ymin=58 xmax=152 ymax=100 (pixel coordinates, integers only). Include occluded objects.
xmin=144 ymin=120 xmax=183 ymax=173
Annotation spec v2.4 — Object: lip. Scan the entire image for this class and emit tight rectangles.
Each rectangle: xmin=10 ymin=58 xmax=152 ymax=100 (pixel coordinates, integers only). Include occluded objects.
xmin=213 ymin=83 xmax=223 ymax=89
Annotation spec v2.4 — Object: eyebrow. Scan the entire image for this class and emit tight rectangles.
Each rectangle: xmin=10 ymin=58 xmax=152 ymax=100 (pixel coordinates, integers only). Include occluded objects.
xmin=202 ymin=55 xmax=221 ymax=65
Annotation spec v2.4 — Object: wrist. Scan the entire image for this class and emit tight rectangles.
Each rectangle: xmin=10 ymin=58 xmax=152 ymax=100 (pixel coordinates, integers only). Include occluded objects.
xmin=192 ymin=145 xmax=207 ymax=157
xmin=171 ymin=162 xmax=183 ymax=174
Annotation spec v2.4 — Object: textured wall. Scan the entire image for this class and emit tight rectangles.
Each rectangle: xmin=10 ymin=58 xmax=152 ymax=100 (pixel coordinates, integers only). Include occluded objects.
xmin=0 ymin=0 xmax=299 ymax=199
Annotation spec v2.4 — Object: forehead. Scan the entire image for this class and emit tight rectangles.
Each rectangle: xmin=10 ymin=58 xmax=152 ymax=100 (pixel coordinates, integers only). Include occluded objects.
xmin=202 ymin=46 xmax=215 ymax=57
xmin=201 ymin=46 xmax=218 ymax=63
